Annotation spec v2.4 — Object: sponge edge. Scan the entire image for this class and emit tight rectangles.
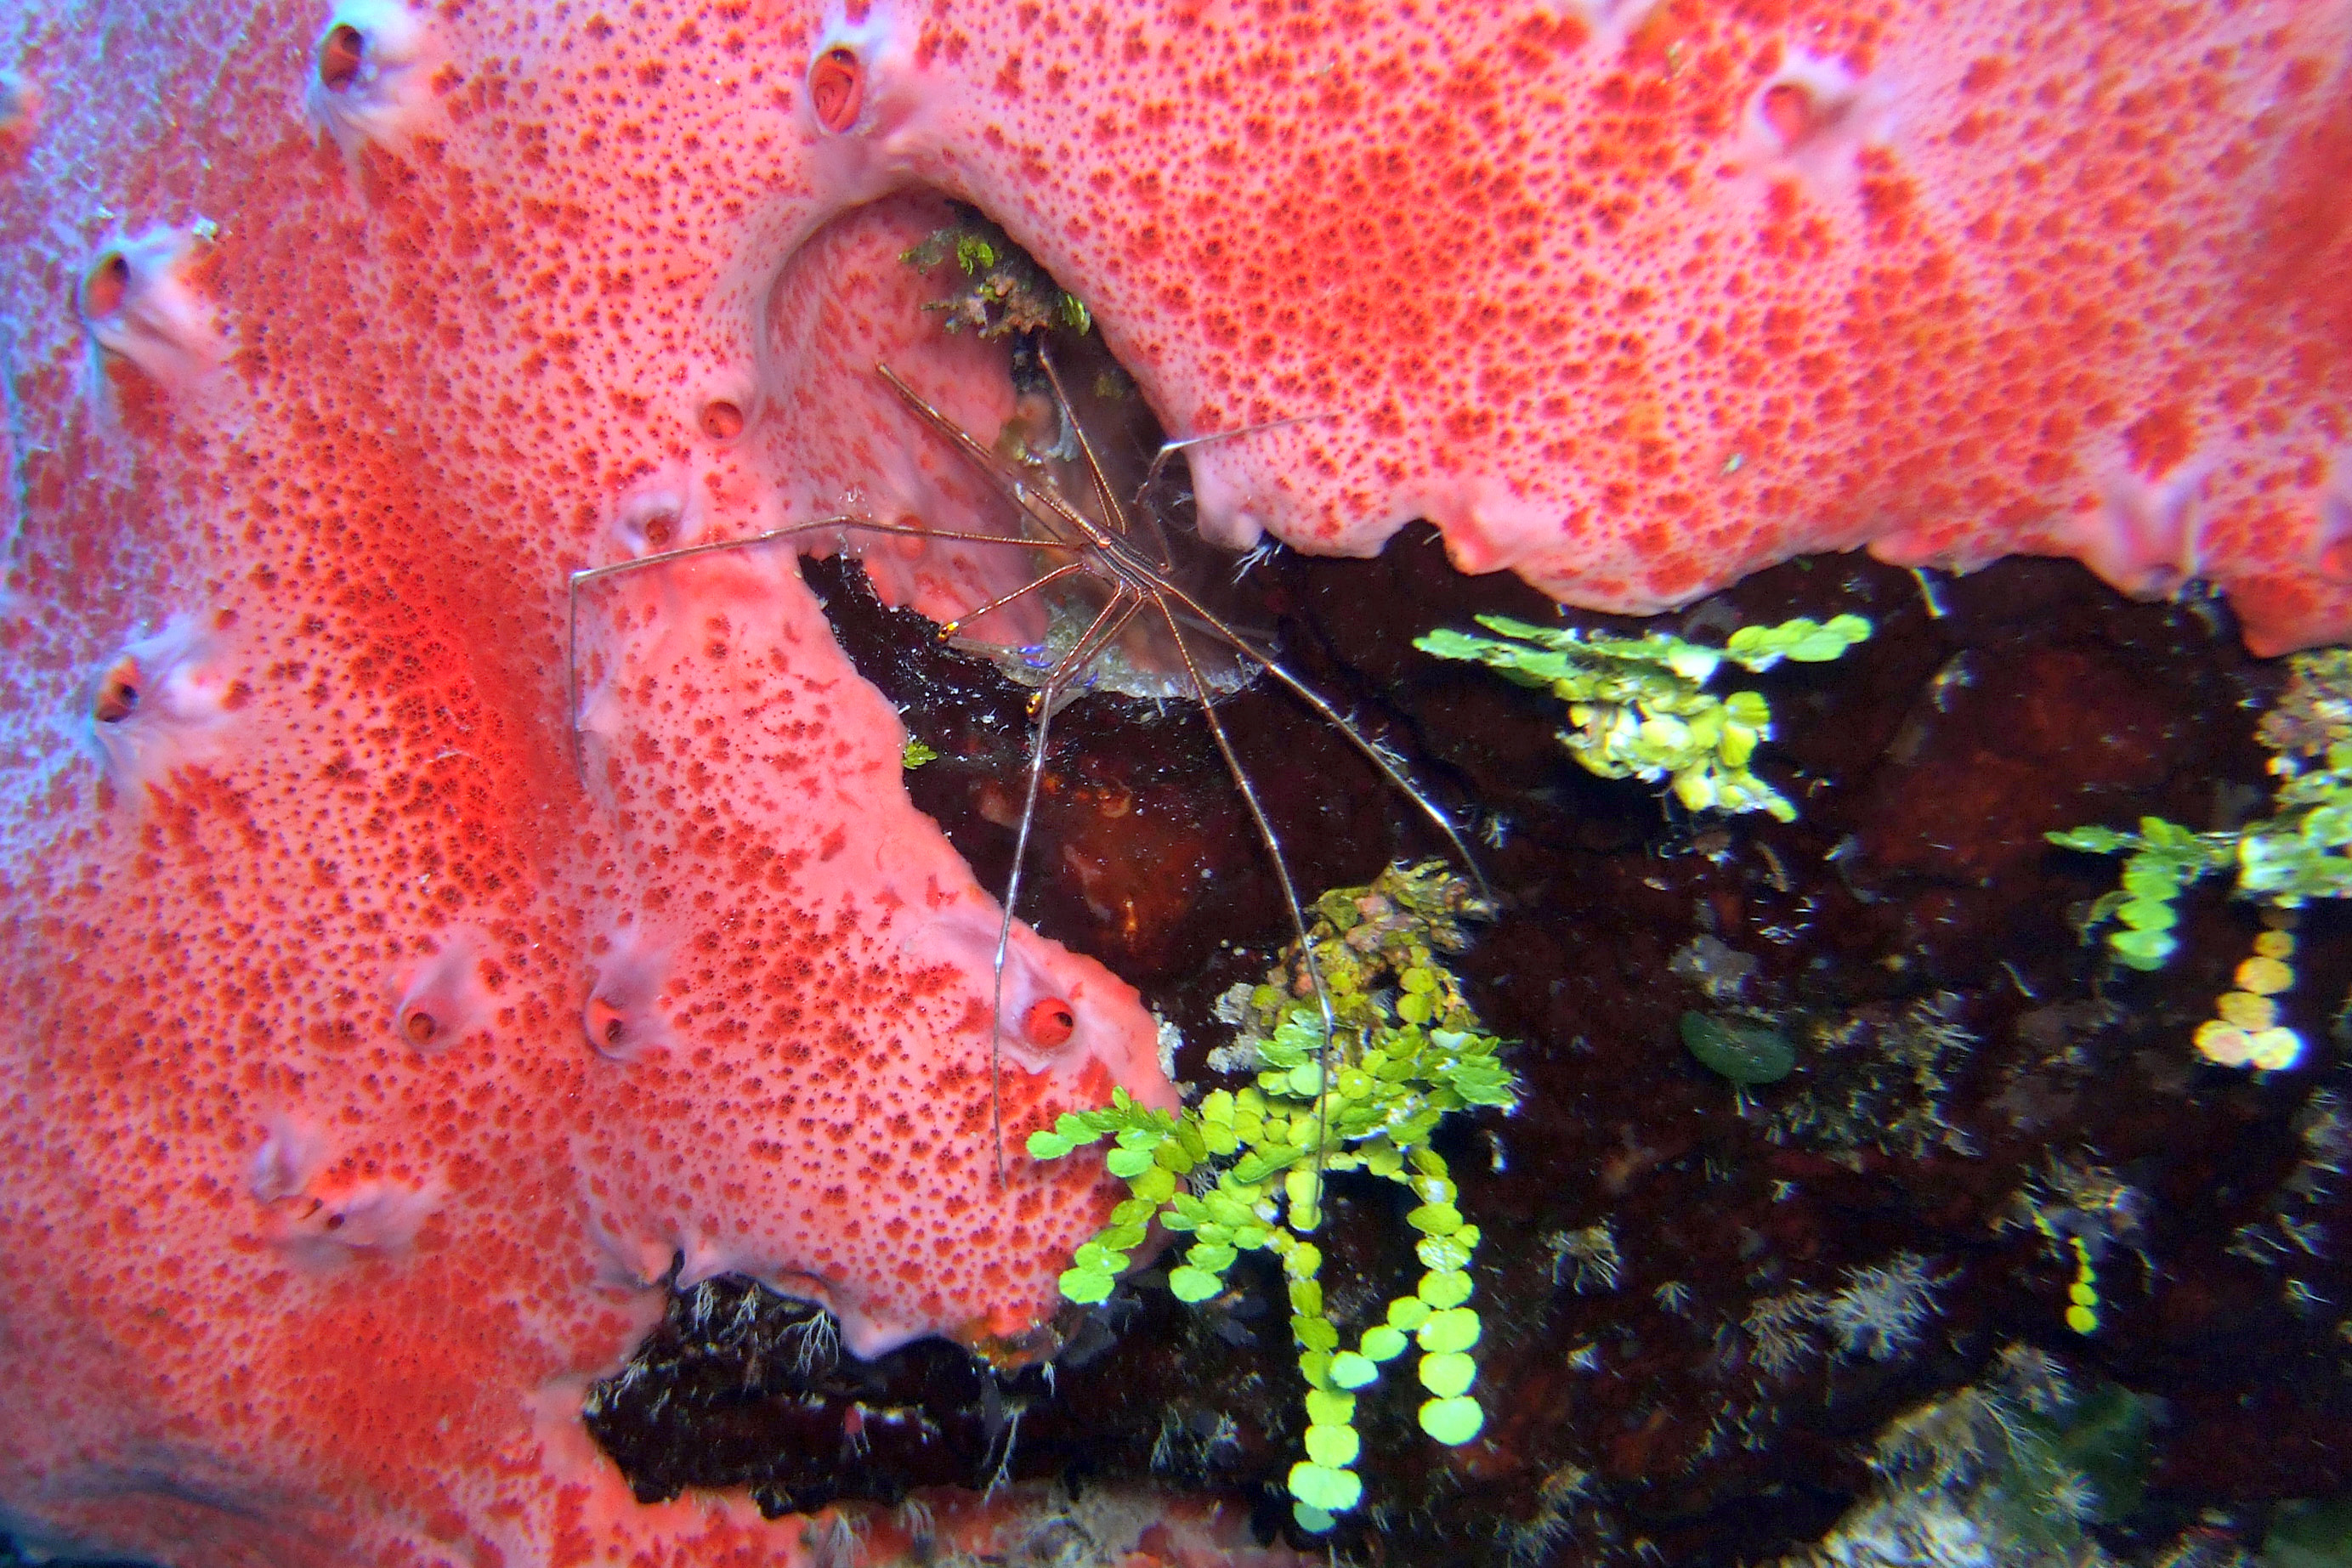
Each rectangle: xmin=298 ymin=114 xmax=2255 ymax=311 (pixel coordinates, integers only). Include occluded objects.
xmin=566 ymin=496 xmax=1173 ymax=1361
xmin=756 ymin=191 xmax=1070 ymax=652
xmin=927 ymin=0 xmax=2352 ymax=653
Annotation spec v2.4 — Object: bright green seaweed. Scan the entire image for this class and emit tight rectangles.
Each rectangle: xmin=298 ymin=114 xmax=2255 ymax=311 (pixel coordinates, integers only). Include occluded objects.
xmin=1415 ymin=613 xmax=1872 ymax=820
xmin=1028 ymin=863 xmax=1514 ymax=1533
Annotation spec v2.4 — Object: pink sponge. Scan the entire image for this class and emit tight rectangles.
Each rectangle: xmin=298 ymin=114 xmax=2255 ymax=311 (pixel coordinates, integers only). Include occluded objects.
xmin=570 ymin=522 xmax=1170 ymax=1354
xmin=0 ymin=3 xmax=1171 ymax=1562
xmin=813 ymin=0 xmax=2352 ymax=652
xmin=1 ymin=0 xmax=2348 ymax=1560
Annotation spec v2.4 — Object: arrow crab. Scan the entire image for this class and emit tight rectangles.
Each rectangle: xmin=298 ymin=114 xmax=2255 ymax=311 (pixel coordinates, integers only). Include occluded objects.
xmin=568 ymin=337 xmax=1486 ymax=1188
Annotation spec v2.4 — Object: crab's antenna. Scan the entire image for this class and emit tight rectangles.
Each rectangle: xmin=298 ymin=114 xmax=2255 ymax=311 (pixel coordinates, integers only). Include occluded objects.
xmin=1138 ymin=410 xmax=1332 ymax=507
xmin=987 ymin=584 xmax=1145 ymax=1184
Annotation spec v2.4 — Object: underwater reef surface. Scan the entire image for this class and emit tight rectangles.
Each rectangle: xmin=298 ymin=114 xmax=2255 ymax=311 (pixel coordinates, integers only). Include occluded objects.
xmin=3 ymin=0 xmax=2352 ymax=1563
xmin=15 ymin=492 xmax=2351 ymax=1565
xmin=585 ymin=537 xmax=2352 ymax=1567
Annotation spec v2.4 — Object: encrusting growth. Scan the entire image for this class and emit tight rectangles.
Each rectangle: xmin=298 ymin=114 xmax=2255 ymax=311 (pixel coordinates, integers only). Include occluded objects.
xmin=1029 ymin=863 xmax=1515 ymax=1534
xmin=903 ymin=207 xmax=1094 ymax=341
xmin=13 ymin=0 xmax=2351 ymax=1555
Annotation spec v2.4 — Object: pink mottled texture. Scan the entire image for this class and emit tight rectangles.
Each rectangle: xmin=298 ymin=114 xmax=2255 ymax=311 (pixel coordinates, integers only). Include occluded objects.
xmin=792 ymin=0 xmax=2352 ymax=652
xmin=0 ymin=0 xmax=2347 ymax=1560
xmin=0 ymin=0 xmax=1187 ymax=1560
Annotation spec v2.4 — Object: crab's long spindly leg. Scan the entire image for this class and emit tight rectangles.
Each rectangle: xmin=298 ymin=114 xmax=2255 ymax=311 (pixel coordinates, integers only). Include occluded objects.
xmin=1148 ymin=595 xmax=1344 ymax=1202
xmin=940 ymin=560 xmax=1091 ymax=639
xmin=1137 ymin=410 xmax=1329 ymax=514
xmin=878 ymin=363 xmax=1107 ymax=557
xmin=1036 ymin=347 xmax=1176 ymax=575
xmin=564 ymin=514 xmax=1084 ymax=761
xmin=1147 ymin=575 xmax=1491 ymax=897
xmin=986 ymin=584 xmax=1147 ymax=1182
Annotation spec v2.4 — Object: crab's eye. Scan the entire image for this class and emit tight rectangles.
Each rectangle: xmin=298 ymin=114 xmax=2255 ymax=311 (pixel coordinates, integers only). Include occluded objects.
xmin=1022 ymin=998 xmax=1076 ymax=1048
xmin=808 ymin=45 xmax=864 ymax=133
xmin=402 ymin=1008 xmax=440 ymax=1046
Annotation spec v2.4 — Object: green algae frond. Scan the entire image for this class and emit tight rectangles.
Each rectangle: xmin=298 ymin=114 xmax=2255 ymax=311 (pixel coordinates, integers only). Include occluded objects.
xmin=2054 ymin=650 xmax=2352 ymax=967
xmin=1415 ymin=613 xmax=1871 ymax=821
xmin=2050 ymin=649 xmax=2352 ymax=1071
xmin=1028 ymin=863 xmax=1513 ymax=1535
xmin=2044 ymin=817 xmax=2237 ymax=971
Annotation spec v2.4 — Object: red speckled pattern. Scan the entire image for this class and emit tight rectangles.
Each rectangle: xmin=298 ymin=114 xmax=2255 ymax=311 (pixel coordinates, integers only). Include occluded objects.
xmin=0 ymin=0 xmax=1181 ymax=1561
xmin=864 ymin=0 xmax=2352 ymax=651
xmin=0 ymin=0 xmax=2345 ymax=1560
